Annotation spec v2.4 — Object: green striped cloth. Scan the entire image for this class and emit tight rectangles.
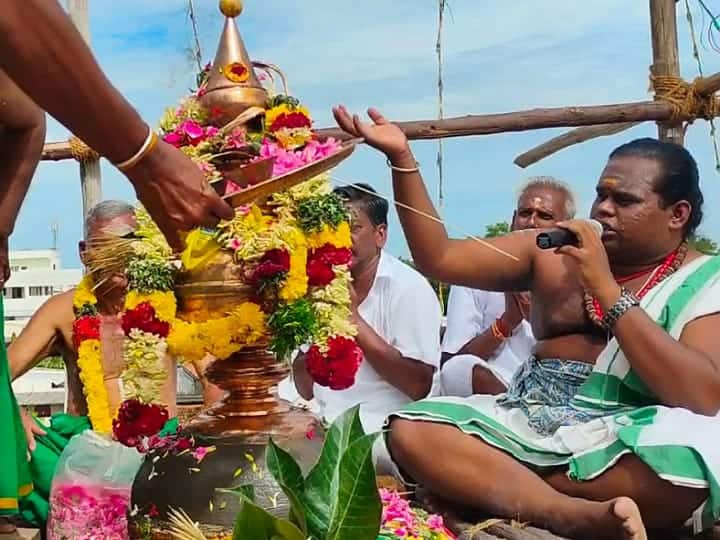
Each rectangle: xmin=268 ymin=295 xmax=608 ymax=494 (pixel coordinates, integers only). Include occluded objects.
xmin=389 ymin=255 xmax=720 ymax=533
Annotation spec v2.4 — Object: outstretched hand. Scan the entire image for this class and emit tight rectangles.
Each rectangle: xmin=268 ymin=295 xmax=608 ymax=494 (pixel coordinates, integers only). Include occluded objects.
xmin=332 ymin=105 xmax=410 ymax=160
xmin=125 ymin=141 xmax=235 ymax=251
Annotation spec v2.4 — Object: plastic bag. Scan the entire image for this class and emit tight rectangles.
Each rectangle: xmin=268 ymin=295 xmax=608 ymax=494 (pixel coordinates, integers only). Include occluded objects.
xmin=47 ymin=430 xmax=144 ymax=540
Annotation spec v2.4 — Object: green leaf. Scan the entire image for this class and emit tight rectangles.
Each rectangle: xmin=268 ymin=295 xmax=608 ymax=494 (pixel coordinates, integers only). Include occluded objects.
xmin=326 ymin=433 xmax=382 ymax=540
xmin=232 ymin=499 xmax=305 ymax=540
xmin=301 ymin=406 xmax=366 ymax=538
xmin=266 ymin=439 xmax=307 ymax=534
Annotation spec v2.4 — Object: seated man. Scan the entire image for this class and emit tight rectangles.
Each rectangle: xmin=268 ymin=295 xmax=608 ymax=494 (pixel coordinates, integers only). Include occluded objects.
xmin=441 ymin=177 xmax=575 ymax=396
xmin=293 ymin=183 xmax=441 ymax=436
xmin=8 ymin=200 xmax=179 ymax=526
xmin=334 ymin=105 xmax=720 ymax=539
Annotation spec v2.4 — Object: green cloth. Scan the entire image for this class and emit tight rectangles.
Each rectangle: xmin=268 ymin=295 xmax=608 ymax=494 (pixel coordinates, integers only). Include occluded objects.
xmin=20 ymin=413 xmax=91 ymax=526
xmin=0 ymin=297 xmax=33 ymax=517
xmin=19 ymin=414 xmax=178 ymax=526
xmin=390 ymin=256 xmax=720 ymax=534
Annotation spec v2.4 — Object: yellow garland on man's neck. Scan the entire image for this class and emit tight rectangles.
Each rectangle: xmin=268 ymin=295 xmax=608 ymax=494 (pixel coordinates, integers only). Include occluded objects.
xmin=73 ymin=276 xmax=113 ymax=433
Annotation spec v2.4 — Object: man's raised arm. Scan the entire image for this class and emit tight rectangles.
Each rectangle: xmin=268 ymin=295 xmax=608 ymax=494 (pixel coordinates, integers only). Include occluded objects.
xmin=0 ymin=1 xmax=233 ymax=249
xmin=332 ymin=106 xmax=535 ymax=291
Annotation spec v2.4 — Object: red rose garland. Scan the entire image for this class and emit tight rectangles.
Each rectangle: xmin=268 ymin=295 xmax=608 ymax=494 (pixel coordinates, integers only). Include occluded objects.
xmin=305 ymin=336 xmax=363 ymax=390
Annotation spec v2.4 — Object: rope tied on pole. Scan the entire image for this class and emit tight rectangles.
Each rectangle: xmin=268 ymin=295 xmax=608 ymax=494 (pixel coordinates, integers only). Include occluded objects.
xmin=68 ymin=136 xmax=100 ymax=163
xmin=651 ymin=74 xmax=720 ymax=122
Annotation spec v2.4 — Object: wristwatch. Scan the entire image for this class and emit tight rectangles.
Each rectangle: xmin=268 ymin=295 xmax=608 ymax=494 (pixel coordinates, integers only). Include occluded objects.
xmin=602 ymin=288 xmax=640 ymax=330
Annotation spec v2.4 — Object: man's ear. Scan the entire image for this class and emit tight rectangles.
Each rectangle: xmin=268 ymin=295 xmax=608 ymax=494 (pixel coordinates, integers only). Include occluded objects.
xmin=669 ymin=200 xmax=691 ymax=233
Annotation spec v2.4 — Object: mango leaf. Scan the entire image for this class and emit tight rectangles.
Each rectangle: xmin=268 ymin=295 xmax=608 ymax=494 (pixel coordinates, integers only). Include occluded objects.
xmin=326 ymin=433 xmax=381 ymax=540
xmin=232 ymin=499 xmax=305 ymax=540
xmin=266 ymin=438 xmax=307 ymax=534
xmin=301 ymin=406 xmax=367 ymax=538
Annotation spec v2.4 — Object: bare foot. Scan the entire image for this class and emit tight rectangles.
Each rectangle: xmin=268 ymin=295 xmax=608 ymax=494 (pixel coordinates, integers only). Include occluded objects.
xmin=611 ymin=497 xmax=647 ymax=540
xmin=552 ymin=496 xmax=647 ymax=540
xmin=0 ymin=517 xmax=16 ymax=533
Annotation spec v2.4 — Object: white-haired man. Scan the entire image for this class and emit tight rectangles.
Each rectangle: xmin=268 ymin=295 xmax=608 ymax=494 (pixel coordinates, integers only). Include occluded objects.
xmin=441 ymin=178 xmax=576 ymax=396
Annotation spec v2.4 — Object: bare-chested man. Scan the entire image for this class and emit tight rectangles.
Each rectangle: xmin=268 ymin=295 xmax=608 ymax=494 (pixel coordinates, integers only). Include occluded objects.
xmin=7 ymin=200 xmax=178 ymax=526
xmin=333 ymin=105 xmax=720 ymax=540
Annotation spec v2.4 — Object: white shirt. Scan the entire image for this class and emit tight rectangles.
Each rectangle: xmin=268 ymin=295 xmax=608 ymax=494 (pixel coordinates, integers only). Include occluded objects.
xmin=314 ymin=251 xmax=442 ymax=433
xmin=441 ymin=286 xmax=534 ymax=386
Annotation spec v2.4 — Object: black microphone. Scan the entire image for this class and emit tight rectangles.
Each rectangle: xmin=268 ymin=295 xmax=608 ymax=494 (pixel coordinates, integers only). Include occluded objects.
xmin=536 ymin=219 xmax=603 ymax=249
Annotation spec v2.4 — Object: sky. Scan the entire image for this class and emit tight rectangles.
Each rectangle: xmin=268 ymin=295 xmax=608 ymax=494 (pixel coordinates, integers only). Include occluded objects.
xmin=12 ymin=0 xmax=720 ymax=268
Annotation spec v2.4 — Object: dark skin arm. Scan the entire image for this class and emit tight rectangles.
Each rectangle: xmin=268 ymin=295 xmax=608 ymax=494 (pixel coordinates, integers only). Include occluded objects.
xmin=354 ymin=315 xmax=434 ymax=401
xmin=559 ymin=219 xmax=720 ymax=415
xmin=332 ymin=105 xmax=536 ymax=291
xmin=0 ymin=1 xmax=233 ymax=248
xmin=451 ymin=293 xmax=526 ymax=360
xmin=293 ymin=353 xmax=315 ymax=401
xmin=0 ymin=70 xmax=46 ymax=282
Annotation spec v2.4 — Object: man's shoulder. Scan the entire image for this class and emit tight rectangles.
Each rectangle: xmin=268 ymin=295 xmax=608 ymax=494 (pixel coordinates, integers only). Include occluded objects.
xmin=38 ymin=290 xmax=74 ymax=317
xmin=381 ymin=253 xmax=436 ymax=294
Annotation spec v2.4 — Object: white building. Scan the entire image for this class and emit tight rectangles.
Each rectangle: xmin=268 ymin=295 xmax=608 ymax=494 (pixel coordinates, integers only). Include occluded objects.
xmin=3 ymin=249 xmax=82 ymax=343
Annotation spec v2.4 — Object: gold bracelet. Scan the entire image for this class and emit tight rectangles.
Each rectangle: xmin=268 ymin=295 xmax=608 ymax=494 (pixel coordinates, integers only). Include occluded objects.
xmin=115 ymin=127 xmax=159 ymax=172
xmin=490 ymin=321 xmax=506 ymax=341
xmin=386 ymin=158 xmax=420 ymax=174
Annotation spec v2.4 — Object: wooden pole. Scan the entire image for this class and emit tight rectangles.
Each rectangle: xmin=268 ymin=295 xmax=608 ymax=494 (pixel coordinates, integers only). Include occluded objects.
xmin=649 ymin=0 xmax=684 ymax=145
xmin=67 ymin=0 xmax=102 ymax=218
xmin=514 ymin=122 xmax=639 ymax=168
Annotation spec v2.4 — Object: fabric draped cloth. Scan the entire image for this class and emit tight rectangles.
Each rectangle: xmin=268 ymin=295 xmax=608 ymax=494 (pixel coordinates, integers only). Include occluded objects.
xmin=388 ymin=255 xmax=720 ymax=534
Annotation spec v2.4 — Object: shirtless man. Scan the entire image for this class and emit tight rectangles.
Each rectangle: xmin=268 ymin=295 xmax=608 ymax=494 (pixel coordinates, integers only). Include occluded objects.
xmin=8 ymin=200 xmax=178 ymax=526
xmin=441 ymin=177 xmax=575 ymax=396
xmin=333 ymin=106 xmax=720 ymax=539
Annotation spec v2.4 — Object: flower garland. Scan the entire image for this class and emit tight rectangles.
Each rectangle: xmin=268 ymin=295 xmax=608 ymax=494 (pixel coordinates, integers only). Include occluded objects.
xmin=72 ymin=208 xmax=177 ymax=445
xmin=213 ymin=175 xmax=362 ymax=389
xmin=157 ymin=67 xmax=363 ymax=390
xmin=72 ymin=277 xmax=113 ymax=434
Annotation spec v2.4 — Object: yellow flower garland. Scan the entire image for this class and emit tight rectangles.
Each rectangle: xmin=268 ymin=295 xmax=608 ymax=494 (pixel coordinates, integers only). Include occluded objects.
xmin=167 ymin=302 xmax=267 ymax=364
xmin=73 ymin=277 xmax=113 ymax=434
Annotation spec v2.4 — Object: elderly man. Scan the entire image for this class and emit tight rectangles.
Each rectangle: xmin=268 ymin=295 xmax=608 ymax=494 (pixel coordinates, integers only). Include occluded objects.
xmin=293 ymin=183 xmax=441 ymax=436
xmin=334 ymin=105 xmax=720 ymax=540
xmin=7 ymin=200 xmax=179 ymax=526
xmin=441 ymin=177 xmax=576 ymax=396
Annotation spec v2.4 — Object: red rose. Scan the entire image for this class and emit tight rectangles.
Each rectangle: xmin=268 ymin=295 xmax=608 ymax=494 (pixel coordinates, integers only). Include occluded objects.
xmin=121 ymin=302 xmax=170 ymax=337
xmin=305 ymin=336 xmax=362 ymax=390
xmin=113 ymin=399 xmax=169 ymax=450
xmin=313 ymin=244 xmax=352 ymax=266
xmin=306 ymin=258 xmax=335 ymax=287
xmin=305 ymin=345 xmax=330 ymax=387
xmin=250 ymin=249 xmax=290 ymax=285
xmin=73 ymin=315 xmax=100 ymax=348
xmin=269 ymin=112 xmax=311 ymax=132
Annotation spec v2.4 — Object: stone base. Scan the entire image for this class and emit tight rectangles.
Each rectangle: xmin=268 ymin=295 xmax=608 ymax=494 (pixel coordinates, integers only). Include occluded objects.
xmin=131 ymin=405 xmax=323 ymax=532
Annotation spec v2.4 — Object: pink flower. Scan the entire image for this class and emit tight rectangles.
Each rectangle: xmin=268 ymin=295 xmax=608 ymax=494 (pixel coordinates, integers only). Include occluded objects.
xmin=191 ymin=445 xmax=216 ymax=464
xmin=179 ymin=120 xmax=205 ymax=145
xmin=163 ymin=131 xmax=184 ymax=147
xmin=205 ymin=126 xmax=220 ymax=138
xmin=229 ymin=238 xmax=242 ymax=250
xmin=428 ymin=514 xmax=445 ymax=530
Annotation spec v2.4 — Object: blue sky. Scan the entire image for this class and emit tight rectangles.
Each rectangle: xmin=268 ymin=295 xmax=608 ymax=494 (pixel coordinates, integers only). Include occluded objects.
xmin=12 ymin=0 xmax=720 ymax=267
